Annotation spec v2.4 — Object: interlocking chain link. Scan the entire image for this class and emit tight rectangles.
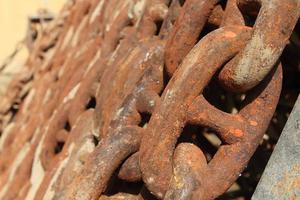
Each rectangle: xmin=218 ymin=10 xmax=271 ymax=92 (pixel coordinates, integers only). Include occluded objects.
xmin=219 ymin=0 xmax=300 ymax=92
xmin=0 ymin=0 xmax=298 ymax=199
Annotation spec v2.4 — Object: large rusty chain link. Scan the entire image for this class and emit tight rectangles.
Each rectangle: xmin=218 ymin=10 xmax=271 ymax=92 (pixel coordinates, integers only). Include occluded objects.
xmin=0 ymin=0 xmax=299 ymax=200
xmin=141 ymin=26 xmax=282 ymax=199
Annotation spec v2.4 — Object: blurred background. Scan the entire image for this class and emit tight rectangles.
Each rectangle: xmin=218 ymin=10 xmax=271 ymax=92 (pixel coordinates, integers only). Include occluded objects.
xmin=0 ymin=0 xmax=65 ymax=95
xmin=0 ymin=0 xmax=64 ymax=62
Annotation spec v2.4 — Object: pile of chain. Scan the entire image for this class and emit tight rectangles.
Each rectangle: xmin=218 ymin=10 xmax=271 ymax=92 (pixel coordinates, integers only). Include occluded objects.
xmin=0 ymin=0 xmax=299 ymax=199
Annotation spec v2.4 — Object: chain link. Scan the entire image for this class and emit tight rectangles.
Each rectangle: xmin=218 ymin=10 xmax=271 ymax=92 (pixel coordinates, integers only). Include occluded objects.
xmin=0 ymin=0 xmax=298 ymax=199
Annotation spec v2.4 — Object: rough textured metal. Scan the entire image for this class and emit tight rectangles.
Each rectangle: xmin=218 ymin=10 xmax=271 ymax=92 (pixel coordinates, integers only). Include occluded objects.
xmin=165 ymin=0 xmax=219 ymax=75
xmin=140 ymin=26 xmax=282 ymax=199
xmin=219 ymin=0 xmax=300 ymax=92
xmin=0 ymin=0 xmax=298 ymax=199
xmin=165 ymin=64 xmax=282 ymax=200
xmin=252 ymin=95 xmax=300 ymax=200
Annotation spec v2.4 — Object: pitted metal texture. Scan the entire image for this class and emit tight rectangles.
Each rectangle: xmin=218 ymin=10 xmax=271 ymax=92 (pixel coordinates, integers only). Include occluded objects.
xmin=0 ymin=0 xmax=299 ymax=199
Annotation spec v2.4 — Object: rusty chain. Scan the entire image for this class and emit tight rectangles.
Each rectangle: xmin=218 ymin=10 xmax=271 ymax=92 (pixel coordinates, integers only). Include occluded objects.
xmin=0 ymin=0 xmax=299 ymax=199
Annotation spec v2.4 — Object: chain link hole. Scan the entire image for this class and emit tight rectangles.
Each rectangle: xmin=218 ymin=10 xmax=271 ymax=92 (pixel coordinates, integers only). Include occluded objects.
xmin=178 ymin=0 xmax=186 ymax=7
xmin=238 ymin=0 xmax=261 ymax=27
xmin=54 ymin=141 xmax=65 ymax=154
xmin=85 ymin=96 xmax=96 ymax=109
xmin=103 ymin=173 xmax=143 ymax=197
xmin=203 ymin=75 xmax=245 ymax=114
xmin=177 ymin=124 xmax=222 ymax=162
xmin=64 ymin=120 xmax=71 ymax=132
xmin=138 ymin=112 xmax=151 ymax=128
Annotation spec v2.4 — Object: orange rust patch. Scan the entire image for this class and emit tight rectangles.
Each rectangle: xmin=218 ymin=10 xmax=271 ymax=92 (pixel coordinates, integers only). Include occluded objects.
xmin=249 ymin=120 xmax=258 ymax=126
xmin=233 ymin=129 xmax=244 ymax=137
xmin=224 ymin=31 xmax=237 ymax=38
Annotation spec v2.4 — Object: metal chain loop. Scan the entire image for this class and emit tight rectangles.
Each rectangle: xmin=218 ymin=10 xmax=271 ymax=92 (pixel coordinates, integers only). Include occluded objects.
xmin=140 ymin=26 xmax=282 ymax=199
xmin=0 ymin=0 xmax=298 ymax=199
xmin=219 ymin=0 xmax=300 ymax=92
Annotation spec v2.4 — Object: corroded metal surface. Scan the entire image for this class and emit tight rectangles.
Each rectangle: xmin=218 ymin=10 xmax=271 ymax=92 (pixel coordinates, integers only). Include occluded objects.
xmin=219 ymin=0 xmax=300 ymax=92
xmin=140 ymin=26 xmax=282 ymax=199
xmin=165 ymin=0 xmax=219 ymax=75
xmin=0 ymin=0 xmax=298 ymax=200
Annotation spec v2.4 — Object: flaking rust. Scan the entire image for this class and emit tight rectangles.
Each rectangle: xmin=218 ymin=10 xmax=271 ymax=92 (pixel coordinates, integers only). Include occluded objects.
xmin=140 ymin=26 xmax=282 ymax=199
xmin=0 ymin=0 xmax=298 ymax=199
